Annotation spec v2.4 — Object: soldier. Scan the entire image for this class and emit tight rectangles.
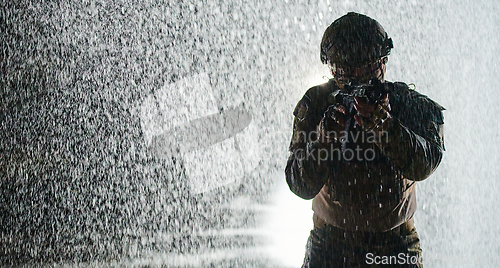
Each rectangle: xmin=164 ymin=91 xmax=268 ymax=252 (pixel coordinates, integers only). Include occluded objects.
xmin=285 ymin=12 xmax=445 ymax=267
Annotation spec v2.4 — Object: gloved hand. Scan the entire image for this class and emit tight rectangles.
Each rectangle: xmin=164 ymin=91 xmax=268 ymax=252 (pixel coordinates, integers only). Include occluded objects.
xmin=353 ymin=93 xmax=391 ymax=131
xmin=317 ymin=103 xmax=348 ymax=144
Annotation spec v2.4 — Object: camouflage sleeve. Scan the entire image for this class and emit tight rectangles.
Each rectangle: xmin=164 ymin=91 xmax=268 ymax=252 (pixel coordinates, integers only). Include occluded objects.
xmin=376 ymin=83 xmax=445 ymax=181
xmin=285 ymin=93 xmax=330 ymax=200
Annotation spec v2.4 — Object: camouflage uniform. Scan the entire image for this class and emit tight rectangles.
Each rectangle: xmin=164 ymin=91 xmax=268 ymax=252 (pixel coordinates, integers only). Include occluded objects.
xmin=285 ymin=78 xmax=444 ymax=267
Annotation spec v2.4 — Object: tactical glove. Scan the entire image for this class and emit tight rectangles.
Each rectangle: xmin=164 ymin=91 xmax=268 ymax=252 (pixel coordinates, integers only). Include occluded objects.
xmin=353 ymin=93 xmax=391 ymax=131
xmin=318 ymin=103 xmax=348 ymax=144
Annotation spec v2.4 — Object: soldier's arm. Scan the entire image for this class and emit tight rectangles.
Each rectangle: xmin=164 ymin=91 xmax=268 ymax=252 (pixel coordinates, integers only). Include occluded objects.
xmin=285 ymin=93 xmax=330 ymax=200
xmin=375 ymin=88 xmax=445 ymax=181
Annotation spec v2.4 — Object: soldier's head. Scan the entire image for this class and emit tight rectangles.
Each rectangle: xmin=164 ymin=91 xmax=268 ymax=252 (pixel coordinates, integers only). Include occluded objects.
xmin=320 ymin=12 xmax=393 ymax=88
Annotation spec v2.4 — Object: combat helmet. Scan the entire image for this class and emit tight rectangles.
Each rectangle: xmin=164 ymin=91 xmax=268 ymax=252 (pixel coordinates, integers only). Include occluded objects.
xmin=320 ymin=12 xmax=393 ymax=68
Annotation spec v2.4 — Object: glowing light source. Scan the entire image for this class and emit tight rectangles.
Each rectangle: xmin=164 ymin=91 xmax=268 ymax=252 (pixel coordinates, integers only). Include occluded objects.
xmin=264 ymin=173 xmax=313 ymax=267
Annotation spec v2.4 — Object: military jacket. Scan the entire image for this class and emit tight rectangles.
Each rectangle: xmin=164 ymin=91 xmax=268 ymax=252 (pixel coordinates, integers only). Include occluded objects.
xmin=285 ymin=79 xmax=445 ymax=232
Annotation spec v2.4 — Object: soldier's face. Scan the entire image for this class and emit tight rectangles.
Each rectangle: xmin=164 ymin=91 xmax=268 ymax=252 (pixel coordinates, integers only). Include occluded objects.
xmin=331 ymin=57 xmax=387 ymax=89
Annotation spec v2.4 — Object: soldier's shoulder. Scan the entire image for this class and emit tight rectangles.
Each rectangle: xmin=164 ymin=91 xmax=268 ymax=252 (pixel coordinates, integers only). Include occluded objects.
xmin=388 ymin=81 xmax=445 ymax=124
xmin=303 ymin=79 xmax=335 ymax=105
xmin=293 ymin=80 xmax=335 ymax=119
xmin=306 ymin=80 xmax=335 ymax=97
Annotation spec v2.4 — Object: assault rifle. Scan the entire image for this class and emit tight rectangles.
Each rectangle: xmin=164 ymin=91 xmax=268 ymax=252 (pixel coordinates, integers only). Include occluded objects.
xmin=329 ymin=78 xmax=389 ymax=154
